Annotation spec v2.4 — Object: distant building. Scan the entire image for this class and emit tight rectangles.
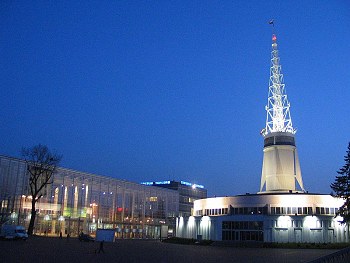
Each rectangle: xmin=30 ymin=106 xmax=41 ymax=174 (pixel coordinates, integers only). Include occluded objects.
xmin=0 ymin=155 xmax=179 ymax=238
xmin=176 ymin=33 xmax=349 ymax=243
xmin=141 ymin=180 xmax=207 ymax=217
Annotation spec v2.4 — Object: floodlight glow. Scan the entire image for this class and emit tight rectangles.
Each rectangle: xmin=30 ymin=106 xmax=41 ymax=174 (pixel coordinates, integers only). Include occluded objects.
xmin=277 ymin=215 xmax=291 ymax=228
xmin=178 ymin=216 xmax=184 ymax=228
xmin=201 ymin=216 xmax=210 ymax=222
xmin=303 ymin=215 xmax=317 ymax=228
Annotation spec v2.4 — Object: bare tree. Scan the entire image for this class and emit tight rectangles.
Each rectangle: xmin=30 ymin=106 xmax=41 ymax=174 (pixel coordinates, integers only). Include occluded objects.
xmin=22 ymin=144 xmax=62 ymax=235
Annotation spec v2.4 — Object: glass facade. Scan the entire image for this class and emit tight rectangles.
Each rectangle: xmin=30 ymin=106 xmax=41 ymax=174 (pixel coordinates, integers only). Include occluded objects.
xmin=0 ymin=155 xmax=179 ymax=238
xmin=222 ymin=221 xmax=264 ymax=241
xmin=141 ymin=180 xmax=207 ymax=217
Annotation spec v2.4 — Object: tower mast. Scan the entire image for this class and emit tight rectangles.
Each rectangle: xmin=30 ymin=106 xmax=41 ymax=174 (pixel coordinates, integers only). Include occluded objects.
xmin=263 ymin=33 xmax=295 ymax=136
xmin=259 ymin=23 xmax=304 ymax=193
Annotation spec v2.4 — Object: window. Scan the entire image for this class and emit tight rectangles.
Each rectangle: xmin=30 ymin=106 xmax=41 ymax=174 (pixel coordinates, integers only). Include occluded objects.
xmin=316 ymin=207 xmax=320 ymax=214
xmin=222 ymin=221 xmax=230 ymax=229
xmin=308 ymin=207 xmax=313 ymax=215
xmin=282 ymin=207 xmax=286 ymax=214
xmin=263 ymin=207 xmax=268 ymax=215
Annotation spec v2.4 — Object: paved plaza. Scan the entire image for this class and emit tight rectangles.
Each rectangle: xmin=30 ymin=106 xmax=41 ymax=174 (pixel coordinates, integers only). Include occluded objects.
xmin=0 ymin=237 xmax=343 ymax=263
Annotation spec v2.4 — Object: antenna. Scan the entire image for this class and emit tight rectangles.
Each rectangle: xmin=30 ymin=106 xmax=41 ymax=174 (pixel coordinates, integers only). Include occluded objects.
xmin=261 ymin=22 xmax=295 ymax=136
xmin=268 ymin=19 xmax=275 ymax=34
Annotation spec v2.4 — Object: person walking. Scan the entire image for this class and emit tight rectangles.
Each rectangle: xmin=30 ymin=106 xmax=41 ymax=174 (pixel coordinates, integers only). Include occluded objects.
xmin=98 ymin=240 xmax=105 ymax=254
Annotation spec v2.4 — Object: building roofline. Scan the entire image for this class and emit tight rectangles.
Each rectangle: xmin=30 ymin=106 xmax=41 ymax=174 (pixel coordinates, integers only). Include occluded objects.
xmin=0 ymin=154 xmax=177 ymax=194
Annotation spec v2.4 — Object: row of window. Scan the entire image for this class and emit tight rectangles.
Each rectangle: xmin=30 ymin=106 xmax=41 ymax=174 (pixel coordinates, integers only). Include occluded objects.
xmin=222 ymin=230 xmax=264 ymax=241
xmin=195 ymin=208 xmax=229 ymax=216
xmin=271 ymin=219 xmax=334 ymax=228
xmin=271 ymin=207 xmax=339 ymax=215
xmin=222 ymin=221 xmax=263 ymax=230
xmin=196 ymin=207 xmax=267 ymax=216
xmin=195 ymin=206 xmax=339 ymax=217
xmin=222 ymin=219 xmax=335 ymax=233
xmin=271 ymin=207 xmax=312 ymax=215
xmin=231 ymin=207 xmax=268 ymax=215
xmin=315 ymin=207 xmax=338 ymax=215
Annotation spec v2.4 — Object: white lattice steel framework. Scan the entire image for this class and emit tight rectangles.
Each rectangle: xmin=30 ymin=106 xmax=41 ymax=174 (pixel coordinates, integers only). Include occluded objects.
xmin=262 ymin=34 xmax=295 ymax=136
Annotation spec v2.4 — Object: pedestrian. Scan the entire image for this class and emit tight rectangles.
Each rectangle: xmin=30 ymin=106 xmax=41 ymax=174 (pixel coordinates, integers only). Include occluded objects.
xmin=59 ymin=231 xmax=62 ymax=239
xmin=98 ymin=240 xmax=105 ymax=254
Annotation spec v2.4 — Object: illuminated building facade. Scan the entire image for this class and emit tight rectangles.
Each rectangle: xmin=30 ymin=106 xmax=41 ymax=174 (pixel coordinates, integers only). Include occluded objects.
xmin=0 ymin=155 xmax=179 ymax=238
xmin=141 ymin=180 xmax=207 ymax=217
xmin=176 ymin=33 xmax=348 ymax=243
xmin=177 ymin=193 xmax=347 ymax=243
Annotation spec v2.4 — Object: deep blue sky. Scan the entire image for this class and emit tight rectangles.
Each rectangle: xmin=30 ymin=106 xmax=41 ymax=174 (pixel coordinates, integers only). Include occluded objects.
xmin=1 ymin=1 xmax=349 ymax=197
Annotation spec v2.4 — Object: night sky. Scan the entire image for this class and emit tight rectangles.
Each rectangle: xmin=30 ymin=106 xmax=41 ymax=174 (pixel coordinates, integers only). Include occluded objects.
xmin=1 ymin=1 xmax=349 ymax=197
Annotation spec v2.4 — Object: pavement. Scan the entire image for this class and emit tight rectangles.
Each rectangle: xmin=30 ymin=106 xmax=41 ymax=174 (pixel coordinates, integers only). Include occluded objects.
xmin=0 ymin=236 xmax=344 ymax=263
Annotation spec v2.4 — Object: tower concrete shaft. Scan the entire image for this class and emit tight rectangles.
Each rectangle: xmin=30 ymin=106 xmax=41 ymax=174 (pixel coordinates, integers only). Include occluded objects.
xmin=259 ymin=34 xmax=304 ymax=193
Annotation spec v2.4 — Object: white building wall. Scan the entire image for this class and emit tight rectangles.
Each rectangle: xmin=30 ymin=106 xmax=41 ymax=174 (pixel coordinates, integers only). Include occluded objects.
xmin=177 ymin=194 xmax=348 ymax=243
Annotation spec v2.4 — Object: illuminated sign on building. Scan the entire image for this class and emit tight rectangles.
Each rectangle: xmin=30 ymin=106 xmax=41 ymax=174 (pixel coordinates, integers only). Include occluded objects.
xmin=180 ymin=181 xmax=204 ymax=189
xmin=141 ymin=181 xmax=171 ymax=186
xmin=141 ymin=182 xmax=154 ymax=186
xmin=141 ymin=180 xmax=204 ymax=189
xmin=155 ymin=181 xmax=170 ymax=185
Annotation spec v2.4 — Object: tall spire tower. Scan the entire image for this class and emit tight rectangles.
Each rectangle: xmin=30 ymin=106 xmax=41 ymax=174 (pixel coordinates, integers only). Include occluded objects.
xmin=259 ymin=31 xmax=305 ymax=193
